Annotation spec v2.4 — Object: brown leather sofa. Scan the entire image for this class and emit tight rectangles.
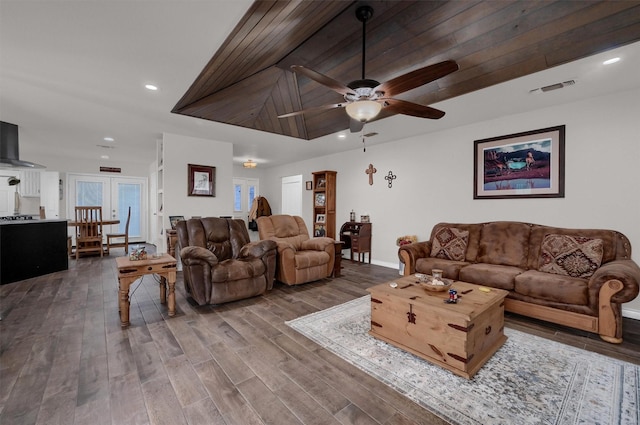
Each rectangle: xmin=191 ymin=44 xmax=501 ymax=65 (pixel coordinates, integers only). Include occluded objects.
xmin=257 ymin=214 xmax=335 ymax=285
xmin=399 ymin=221 xmax=640 ymax=343
xmin=176 ymin=217 xmax=277 ymax=305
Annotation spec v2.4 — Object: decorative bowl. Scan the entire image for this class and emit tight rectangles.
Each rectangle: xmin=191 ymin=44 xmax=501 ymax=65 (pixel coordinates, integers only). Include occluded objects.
xmin=415 ymin=274 xmax=452 ymax=292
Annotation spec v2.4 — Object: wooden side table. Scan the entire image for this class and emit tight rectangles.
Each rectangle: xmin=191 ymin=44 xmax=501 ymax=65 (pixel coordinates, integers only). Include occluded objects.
xmin=166 ymin=229 xmax=178 ymax=258
xmin=115 ymin=253 xmax=177 ymax=327
xmin=333 ymin=241 xmax=344 ymax=277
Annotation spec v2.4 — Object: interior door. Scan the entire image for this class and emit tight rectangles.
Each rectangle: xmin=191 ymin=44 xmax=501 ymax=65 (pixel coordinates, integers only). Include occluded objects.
xmin=281 ymin=175 xmax=302 ymax=217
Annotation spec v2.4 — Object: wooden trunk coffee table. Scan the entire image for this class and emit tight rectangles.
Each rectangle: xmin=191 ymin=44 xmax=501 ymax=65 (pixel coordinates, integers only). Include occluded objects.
xmin=367 ymin=275 xmax=508 ymax=379
xmin=115 ymin=253 xmax=177 ymax=327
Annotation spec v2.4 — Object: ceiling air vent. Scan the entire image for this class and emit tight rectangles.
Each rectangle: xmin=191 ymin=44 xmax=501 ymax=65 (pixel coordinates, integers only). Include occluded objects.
xmin=529 ymin=80 xmax=575 ymax=94
xmin=363 ymin=132 xmax=378 ymax=138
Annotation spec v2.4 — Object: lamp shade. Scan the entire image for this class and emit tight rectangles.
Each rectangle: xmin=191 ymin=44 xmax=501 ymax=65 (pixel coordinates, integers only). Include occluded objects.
xmin=345 ymin=100 xmax=382 ymax=122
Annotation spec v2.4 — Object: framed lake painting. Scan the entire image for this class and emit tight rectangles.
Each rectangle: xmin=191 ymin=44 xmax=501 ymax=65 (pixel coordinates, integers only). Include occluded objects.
xmin=473 ymin=125 xmax=565 ymax=199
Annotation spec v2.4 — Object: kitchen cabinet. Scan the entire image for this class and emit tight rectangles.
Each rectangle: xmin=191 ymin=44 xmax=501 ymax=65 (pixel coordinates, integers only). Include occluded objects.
xmin=0 ymin=219 xmax=68 ymax=284
xmin=19 ymin=170 xmax=40 ymax=197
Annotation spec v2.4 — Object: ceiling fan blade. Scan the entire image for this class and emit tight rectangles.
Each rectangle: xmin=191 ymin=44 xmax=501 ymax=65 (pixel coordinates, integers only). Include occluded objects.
xmin=383 ymin=98 xmax=446 ymax=119
xmin=278 ymin=102 xmax=346 ymax=119
xmin=374 ymin=60 xmax=459 ymax=97
xmin=291 ymin=65 xmax=354 ymax=96
xmin=350 ymin=119 xmax=365 ymax=133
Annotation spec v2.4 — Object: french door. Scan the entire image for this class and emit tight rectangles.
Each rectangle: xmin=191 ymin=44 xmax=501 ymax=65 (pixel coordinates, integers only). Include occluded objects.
xmin=67 ymin=174 xmax=147 ymax=243
xmin=233 ymin=177 xmax=259 ymax=226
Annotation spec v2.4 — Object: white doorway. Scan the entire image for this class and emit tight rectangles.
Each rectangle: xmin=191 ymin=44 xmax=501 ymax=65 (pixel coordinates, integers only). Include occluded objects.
xmin=67 ymin=173 xmax=147 ymax=243
xmin=281 ymin=175 xmax=302 ymax=217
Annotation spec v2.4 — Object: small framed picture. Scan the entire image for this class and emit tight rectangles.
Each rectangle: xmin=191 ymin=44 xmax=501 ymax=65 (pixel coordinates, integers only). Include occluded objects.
xmin=188 ymin=164 xmax=216 ymax=197
xmin=360 ymin=215 xmax=370 ymax=223
xmin=314 ymin=193 xmax=326 ymax=207
xmin=316 ymin=214 xmax=326 ymax=223
xmin=306 ymin=181 xmax=313 ymax=190
xmin=169 ymin=215 xmax=185 ymax=229
xmin=314 ymin=224 xmax=326 ymax=237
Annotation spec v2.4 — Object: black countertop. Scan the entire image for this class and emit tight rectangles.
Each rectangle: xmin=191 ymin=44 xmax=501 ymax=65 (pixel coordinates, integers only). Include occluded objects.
xmin=0 ymin=218 xmax=67 ymax=226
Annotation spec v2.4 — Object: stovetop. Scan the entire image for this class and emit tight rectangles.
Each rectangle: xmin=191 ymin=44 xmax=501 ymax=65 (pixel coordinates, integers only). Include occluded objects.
xmin=0 ymin=215 xmax=36 ymax=221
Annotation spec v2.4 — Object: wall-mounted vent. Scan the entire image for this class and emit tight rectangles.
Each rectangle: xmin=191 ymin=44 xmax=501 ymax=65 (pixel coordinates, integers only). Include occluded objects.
xmin=529 ymin=80 xmax=576 ymax=94
xmin=363 ymin=132 xmax=378 ymax=138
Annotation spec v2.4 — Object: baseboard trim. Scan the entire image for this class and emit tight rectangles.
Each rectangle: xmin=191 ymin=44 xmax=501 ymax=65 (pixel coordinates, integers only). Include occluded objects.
xmin=372 ymin=259 xmax=401 ymax=271
xmin=622 ymin=308 xmax=640 ymax=320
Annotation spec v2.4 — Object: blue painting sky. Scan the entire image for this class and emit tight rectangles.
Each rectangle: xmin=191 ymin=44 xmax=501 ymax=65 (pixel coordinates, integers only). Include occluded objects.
xmin=490 ymin=137 xmax=552 ymax=154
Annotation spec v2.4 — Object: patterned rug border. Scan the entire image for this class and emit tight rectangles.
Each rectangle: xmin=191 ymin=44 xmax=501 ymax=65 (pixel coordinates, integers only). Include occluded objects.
xmin=286 ymin=296 xmax=639 ymax=425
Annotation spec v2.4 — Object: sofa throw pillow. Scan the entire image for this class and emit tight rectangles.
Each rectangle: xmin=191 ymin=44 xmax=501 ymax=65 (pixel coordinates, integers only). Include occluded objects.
xmin=539 ymin=234 xmax=603 ymax=278
xmin=430 ymin=227 xmax=469 ymax=261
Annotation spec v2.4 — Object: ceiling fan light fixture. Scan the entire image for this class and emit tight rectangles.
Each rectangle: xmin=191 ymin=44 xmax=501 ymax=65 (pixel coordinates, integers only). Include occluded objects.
xmin=243 ymin=159 xmax=257 ymax=168
xmin=345 ymin=100 xmax=382 ymax=122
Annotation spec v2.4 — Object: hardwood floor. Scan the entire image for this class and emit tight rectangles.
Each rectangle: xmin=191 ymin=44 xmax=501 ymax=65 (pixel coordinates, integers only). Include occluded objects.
xmin=1 ymin=252 xmax=638 ymax=425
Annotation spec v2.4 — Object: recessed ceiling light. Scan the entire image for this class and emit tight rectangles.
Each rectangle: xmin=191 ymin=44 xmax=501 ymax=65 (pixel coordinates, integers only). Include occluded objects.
xmin=337 ymin=134 xmax=347 ymax=139
xmin=104 ymin=137 xmax=114 ymax=142
xmin=603 ymin=57 xmax=620 ymax=65
xmin=145 ymin=84 xmax=158 ymax=91
xmin=101 ymin=155 xmax=109 ymax=159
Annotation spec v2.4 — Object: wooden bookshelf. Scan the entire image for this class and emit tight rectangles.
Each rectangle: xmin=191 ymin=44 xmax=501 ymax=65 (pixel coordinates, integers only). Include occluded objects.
xmin=312 ymin=170 xmax=337 ymax=239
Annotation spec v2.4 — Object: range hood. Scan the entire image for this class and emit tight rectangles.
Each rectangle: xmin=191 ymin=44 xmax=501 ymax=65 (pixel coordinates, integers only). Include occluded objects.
xmin=0 ymin=121 xmax=44 ymax=169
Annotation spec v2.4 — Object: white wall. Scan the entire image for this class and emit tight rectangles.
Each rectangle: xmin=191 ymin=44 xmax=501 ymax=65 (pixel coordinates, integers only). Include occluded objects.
xmin=162 ymin=133 xmax=234 ymax=225
xmin=260 ymin=88 xmax=640 ymax=317
xmin=232 ymin=164 xmax=268 ymax=181
xmin=10 ymin=155 xmax=149 ymax=220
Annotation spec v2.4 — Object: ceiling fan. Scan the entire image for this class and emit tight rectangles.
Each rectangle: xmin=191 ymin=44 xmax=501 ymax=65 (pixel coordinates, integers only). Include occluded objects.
xmin=278 ymin=5 xmax=459 ymax=133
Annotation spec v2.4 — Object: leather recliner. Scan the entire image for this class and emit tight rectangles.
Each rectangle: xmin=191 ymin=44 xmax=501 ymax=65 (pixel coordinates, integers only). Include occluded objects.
xmin=176 ymin=217 xmax=277 ymax=305
xmin=257 ymin=214 xmax=335 ymax=285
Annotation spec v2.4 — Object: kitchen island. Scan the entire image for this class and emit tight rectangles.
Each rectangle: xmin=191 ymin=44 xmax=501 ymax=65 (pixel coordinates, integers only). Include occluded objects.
xmin=0 ymin=219 xmax=68 ymax=284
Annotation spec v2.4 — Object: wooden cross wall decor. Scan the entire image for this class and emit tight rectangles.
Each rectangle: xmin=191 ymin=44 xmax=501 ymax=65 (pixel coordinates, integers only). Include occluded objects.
xmin=365 ymin=163 xmax=377 ymax=185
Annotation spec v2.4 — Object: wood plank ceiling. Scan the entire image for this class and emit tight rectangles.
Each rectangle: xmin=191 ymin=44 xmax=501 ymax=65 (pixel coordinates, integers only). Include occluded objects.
xmin=172 ymin=0 xmax=640 ymax=140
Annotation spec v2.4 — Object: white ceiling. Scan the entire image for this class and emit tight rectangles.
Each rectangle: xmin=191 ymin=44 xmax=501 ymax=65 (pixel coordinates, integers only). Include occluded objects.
xmin=1 ymin=1 xmax=639 ymax=170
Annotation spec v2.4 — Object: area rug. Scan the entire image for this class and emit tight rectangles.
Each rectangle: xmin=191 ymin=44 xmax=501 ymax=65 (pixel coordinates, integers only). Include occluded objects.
xmin=286 ymin=296 xmax=639 ymax=425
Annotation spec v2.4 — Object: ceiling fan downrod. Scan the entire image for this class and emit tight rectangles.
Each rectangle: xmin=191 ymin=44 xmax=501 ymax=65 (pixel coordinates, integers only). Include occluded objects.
xmin=356 ymin=5 xmax=374 ymax=80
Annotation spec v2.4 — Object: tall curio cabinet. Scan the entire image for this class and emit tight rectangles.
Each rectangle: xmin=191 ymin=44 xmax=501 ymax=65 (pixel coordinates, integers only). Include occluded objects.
xmin=312 ymin=170 xmax=337 ymax=239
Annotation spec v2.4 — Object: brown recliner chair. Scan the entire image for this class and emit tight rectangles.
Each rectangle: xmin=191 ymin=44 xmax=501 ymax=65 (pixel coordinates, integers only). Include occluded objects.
xmin=176 ymin=217 xmax=277 ymax=305
xmin=257 ymin=214 xmax=335 ymax=285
